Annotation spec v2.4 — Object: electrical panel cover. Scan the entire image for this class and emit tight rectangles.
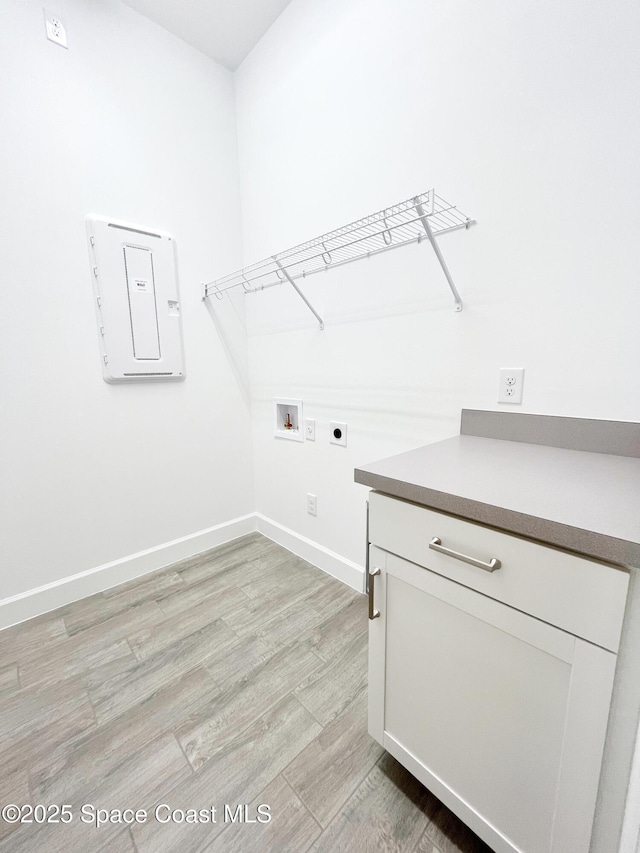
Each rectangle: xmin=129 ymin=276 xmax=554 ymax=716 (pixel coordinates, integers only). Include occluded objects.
xmin=86 ymin=216 xmax=185 ymax=383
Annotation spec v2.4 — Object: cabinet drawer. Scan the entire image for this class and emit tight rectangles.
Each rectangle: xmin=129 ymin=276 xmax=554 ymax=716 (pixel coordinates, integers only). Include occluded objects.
xmin=369 ymin=492 xmax=629 ymax=651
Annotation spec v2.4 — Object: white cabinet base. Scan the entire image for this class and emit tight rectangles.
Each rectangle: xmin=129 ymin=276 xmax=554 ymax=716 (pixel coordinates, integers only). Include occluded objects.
xmin=368 ymin=529 xmax=623 ymax=853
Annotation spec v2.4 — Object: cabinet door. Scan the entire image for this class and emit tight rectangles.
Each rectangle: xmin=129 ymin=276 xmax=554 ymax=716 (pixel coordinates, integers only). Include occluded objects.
xmin=368 ymin=547 xmax=617 ymax=853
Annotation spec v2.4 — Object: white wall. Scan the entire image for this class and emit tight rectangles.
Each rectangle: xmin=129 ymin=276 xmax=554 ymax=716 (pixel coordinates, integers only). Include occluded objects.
xmin=0 ymin=0 xmax=253 ymax=606
xmin=1 ymin=1 xmax=639 ymax=846
xmin=234 ymin=0 xmax=640 ymax=568
xmin=234 ymin=3 xmax=640 ymax=849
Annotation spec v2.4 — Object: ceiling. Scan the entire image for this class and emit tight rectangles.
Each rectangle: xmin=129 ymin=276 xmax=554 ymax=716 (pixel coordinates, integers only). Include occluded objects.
xmin=120 ymin=0 xmax=294 ymax=71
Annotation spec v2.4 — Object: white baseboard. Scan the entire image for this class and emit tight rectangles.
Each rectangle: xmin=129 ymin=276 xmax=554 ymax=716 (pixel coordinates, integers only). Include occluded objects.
xmin=254 ymin=513 xmax=365 ymax=593
xmin=0 ymin=513 xmax=365 ymax=631
xmin=0 ymin=514 xmax=257 ymax=631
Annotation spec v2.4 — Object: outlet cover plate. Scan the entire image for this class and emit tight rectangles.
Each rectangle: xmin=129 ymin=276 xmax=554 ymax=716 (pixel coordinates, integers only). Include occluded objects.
xmin=330 ymin=421 xmax=347 ymax=446
xmin=304 ymin=418 xmax=316 ymax=441
xmin=44 ymin=10 xmax=68 ymax=48
xmin=306 ymin=493 xmax=317 ymax=516
xmin=498 ymin=368 xmax=525 ymax=404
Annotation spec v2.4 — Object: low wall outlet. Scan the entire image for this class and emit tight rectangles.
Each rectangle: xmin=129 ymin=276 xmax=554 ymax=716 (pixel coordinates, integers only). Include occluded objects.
xmin=498 ymin=368 xmax=525 ymax=404
xmin=330 ymin=421 xmax=347 ymax=447
xmin=304 ymin=419 xmax=316 ymax=441
xmin=307 ymin=493 xmax=317 ymax=516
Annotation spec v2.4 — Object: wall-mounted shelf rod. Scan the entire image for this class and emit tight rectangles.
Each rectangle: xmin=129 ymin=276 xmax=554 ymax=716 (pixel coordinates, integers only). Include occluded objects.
xmin=415 ymin=198 xmax=464 ymax=312
xmin=275 ymin=259 xmax=325 ymax=330
xmin=202 ymin=190 xmax=475 ymax=327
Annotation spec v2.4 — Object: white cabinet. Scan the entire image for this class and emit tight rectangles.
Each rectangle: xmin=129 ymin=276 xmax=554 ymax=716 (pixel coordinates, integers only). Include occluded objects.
xmin=367 ymin=492 xmax=629 ymax=853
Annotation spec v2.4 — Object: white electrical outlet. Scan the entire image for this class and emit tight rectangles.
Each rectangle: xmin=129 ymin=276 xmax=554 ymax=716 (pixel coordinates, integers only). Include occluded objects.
xmin=330 ymin=421 xmax=347 ymax=446
xmin=498 ymin=368 xmax=525 ymax=404
xmin=306 ymin=493 xmax=317 ymax=516
xmin=44 ymin=10 xmax=68 ymax=48
xmin=304 ymin=419 xmax=316 ymax=441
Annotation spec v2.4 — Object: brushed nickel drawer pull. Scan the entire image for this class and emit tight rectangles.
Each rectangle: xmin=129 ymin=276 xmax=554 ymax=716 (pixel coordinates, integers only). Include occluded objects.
xmin=429 ymin=537 xmax=502 ymax=572
xmin=368 ymin=567 xmax=381 ymax=619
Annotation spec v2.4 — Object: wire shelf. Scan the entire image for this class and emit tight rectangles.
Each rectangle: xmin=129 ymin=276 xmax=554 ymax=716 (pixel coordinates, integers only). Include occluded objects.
xmin=202 ymin=190 xmax=475 ymax=323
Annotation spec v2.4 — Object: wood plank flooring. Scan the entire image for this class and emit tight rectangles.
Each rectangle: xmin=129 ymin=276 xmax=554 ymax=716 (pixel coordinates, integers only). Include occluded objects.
xmin=0 ymin=533 xmax=493 ymax=853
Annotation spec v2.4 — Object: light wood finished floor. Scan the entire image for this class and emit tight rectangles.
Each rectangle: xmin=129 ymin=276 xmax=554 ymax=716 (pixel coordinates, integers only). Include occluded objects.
xmin=0 ymin=534 xmax=494 ymax=853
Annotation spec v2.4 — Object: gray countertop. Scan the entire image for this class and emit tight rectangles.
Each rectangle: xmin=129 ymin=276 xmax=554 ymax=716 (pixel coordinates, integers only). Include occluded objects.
xmin=355 ymin=418 xmax=640 ymax=568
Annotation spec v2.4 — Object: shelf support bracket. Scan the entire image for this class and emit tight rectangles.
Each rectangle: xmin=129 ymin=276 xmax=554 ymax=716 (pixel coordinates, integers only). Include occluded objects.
xmin=275 ymin=259 xmax=325 ymax=330
xmin=415 ymin=199 xmax=464 ymax=312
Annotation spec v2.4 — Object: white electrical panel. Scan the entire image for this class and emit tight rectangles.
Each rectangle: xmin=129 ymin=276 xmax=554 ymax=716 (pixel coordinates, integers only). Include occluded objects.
xmin=86 ymin=216 xmax=185 ymax=383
